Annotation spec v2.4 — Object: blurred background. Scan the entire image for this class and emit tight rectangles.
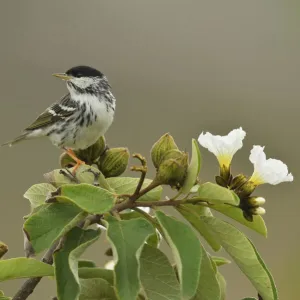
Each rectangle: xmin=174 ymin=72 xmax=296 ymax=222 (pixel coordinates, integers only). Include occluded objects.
xmin=0 ymin=1 xmax=299 ymax=299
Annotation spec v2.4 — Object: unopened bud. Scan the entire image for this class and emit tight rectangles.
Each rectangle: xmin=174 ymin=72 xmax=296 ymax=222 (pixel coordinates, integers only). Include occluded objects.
xmin=155 ymin=152 xmax=188 ymax=188
xmin=151 ymin=133 xmax=178 ymax=168
xmin=250 ymin=207 xmax=266 ymax=215
xmin=247 ymin=196 xmax=266 ymax=207
xmin=230 ymin=174 xmax=248 ymax=190
xmin=75 ymin=136 xmax=107 ymax=164
xmin=59 ymin=152 xmax=75 ymax=168
xmin=235 ymin=180 xmax=256 ymax=199
xmin=99 ymin=147 xmax=129 ymax=177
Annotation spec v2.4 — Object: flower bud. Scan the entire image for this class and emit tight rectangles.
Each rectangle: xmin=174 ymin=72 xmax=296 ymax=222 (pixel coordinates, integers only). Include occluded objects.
xmin=99 ymin=147 xmax=129 ymax=177
xmin=247 ymin=196 xmax=266 ymax=207
xmin=151 ymin=133 xmax=178 ymax=168
xmin=75 ymin=136 xmax=107 ymax=164
xmin=235 ymin=180 xmax=256 ymax=199
xmin=155 ymin=152 xmax=189 ymax=188
xmin=230 ymin=174 xmax=248 ymax=190
xmin=59 ymin=152 xmax=75 ymax=168
xmin=250 ymin=207 xmax=266 ymax=215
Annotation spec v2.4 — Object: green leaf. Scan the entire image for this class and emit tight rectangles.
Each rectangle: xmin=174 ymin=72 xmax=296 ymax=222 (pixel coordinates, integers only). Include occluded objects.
xmin=198 ymin=182 xmax=240 ymax=205
xmin=181 ymin=139 xmax=201 ymax=194
xmin=140 ymin=244 xmax=181 ymax=300
xmin=216 ymin=272 xmax=226 ymax=300
xmin=24 ymin=203 xmax=86 ymax=254
xmin=201 ymin=216 xmax=278 ymax=300
xmin=44 ymin=165 xmax=112 ymax=191
xmin=155 ymin=211 xmax=201 ymax=300
xmin=211 ymin=256 xmax=231 ymax=266
xmin=107 ymin=177 xmax=163 ymax=201
xmin=78 ymin=268 xmax=114 ymax=285
xmin=57 ymin=183 xmax=116 ymax=214
xmin=54 ymin=227 xmax=100 ymax=300
xmin=78 ymin=260 xmax=97 ymax=268
xmin=176 ymin=205 xmax=221 ymax=251
xmin=105 ymin=216 xmax=154 ymax=300
xmin=24 ymin=183 xmax=56 ymax=209
xmin=79 ymin=278 xmax=117 ymax=300
xmin=211 ymin=204 xmax=267 ymax=237
xmin=192 ymin=245 xmax=221 ymax=300
xmin=0 ymin=258 xmax=54 ymax=281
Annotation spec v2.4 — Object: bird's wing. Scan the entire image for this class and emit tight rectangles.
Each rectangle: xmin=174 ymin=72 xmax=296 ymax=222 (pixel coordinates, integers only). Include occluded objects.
xmin=25 ymin=94 xmax=78 ymax=131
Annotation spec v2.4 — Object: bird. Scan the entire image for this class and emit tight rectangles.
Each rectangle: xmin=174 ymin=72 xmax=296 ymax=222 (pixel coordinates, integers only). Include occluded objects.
xmin=2 ymin=65 xmax=116 ymax=173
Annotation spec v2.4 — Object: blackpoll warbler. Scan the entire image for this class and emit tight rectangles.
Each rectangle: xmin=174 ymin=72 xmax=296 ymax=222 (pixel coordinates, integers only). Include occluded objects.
xmin=3 ymin=65 xmax=116 ymax=173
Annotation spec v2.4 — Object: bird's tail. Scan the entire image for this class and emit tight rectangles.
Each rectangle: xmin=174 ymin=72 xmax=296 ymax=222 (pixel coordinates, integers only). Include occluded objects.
xmin=1 ymin=133 xmax=29 ymax=147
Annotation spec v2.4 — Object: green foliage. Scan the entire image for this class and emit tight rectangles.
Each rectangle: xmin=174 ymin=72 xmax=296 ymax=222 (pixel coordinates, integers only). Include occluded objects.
xmin=0 ymin=258 xmax=53 ymax=281
xmin=23 ymin=183 xmax=56 ymax=209
xmin=105 ymin=216 xmax=154 ymax=300
xmin=176 ymin=205 xmax=221 ymax=251
xmin=107 ymin=177 xmax=162 ymax=201
xmin=211 ymin=204 xmax=267 ymax=237
xmin=192 ymin=245 xmax=221 ymax=300
xmin=156 ymin=211 xmax=202 ymax=300
xmin=57 ymin=183 xmax=116 ymax=214
xmin=54 ymin=227 xmax=100 ymax=300
xmin=79 ymin=278 xmax=118 ymax=300
xmin=2 ymin=133 xmax=283 ymax=300
xmin=24 ymin=203 xmax=86 ymax=254
xmin=201 ymin=216 xmax=278 ymax=300
xmin=197 ymin=182 xmax=240 ymax=206
xmin=139 ymin=244 xmax=181 ymax=300
xmin=181 ymin=139 xmax=201 ymax=194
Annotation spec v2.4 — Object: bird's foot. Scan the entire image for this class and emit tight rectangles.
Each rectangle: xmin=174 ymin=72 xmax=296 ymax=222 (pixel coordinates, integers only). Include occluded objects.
xmin=63 ymin=148 xmax=85 ymax=175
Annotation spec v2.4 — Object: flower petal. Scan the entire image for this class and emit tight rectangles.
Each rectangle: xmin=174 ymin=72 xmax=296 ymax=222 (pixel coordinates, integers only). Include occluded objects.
xmin=250 ymin=146 xmax=293 ymax=185
xmin=198 ymin=127 xmax=246 ymax=167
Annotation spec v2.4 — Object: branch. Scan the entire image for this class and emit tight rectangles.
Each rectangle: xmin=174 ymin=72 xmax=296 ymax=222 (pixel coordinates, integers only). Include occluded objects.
xmin=12 ymin=241 xmax=59 ymax=300
xmin=12 ymin=214 xmax=103 ymax=300
xmin=130 ymin=153 xmax=147 ymax=201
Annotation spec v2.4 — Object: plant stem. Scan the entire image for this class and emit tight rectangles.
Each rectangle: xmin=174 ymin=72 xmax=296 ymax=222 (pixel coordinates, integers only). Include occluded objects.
xmin=12 ymin=241 xmax=59 ymax=300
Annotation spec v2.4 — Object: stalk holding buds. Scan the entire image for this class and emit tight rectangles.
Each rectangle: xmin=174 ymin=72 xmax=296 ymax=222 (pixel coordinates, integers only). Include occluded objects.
xmin=99 ymin=147 xmax=130 ymax=177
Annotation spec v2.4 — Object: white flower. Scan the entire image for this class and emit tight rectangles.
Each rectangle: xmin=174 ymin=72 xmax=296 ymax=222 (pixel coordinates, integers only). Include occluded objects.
xmin=198 ymin=127 xmax=246 ymax=167
xmin=249 ymin=145 xmax=293 ymax=185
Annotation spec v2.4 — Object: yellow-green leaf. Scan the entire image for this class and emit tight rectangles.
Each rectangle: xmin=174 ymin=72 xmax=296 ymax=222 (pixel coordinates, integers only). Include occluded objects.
xmin=140 ymin=244 xmax=181 ymax=300
xmin=54 ymin=227 xmax=100 ymax=300
xmin=105 ymin=216 xmax=154 ymax=300
xmin=211 ymin=204 xmax=267 ymax=237
xmin=181 ymin=139 xmax=201 ymax=194
xmin=198 ymin=182 xmax=240 ymax=205
xmin=0 ymin=258 xmax=54 ymax=281
xmin=57 ymin=183 xmax=116 ymax=214
xmin=201 ymin=216 xmax=278 ymax=300
xmin=107 ymin=177 xmax=162 ymax=201
xmin=156 ymin=211 xmax=202 ymax=300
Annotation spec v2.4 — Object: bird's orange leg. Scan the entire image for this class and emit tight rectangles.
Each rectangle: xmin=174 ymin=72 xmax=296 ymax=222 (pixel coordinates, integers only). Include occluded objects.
xmin=64 ymin=148 xmax=85 ymax=174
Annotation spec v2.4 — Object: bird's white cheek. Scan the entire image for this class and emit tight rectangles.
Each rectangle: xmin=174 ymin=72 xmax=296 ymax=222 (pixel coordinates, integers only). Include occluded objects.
xmin=70 ymin=77 xmax=94 ymax=89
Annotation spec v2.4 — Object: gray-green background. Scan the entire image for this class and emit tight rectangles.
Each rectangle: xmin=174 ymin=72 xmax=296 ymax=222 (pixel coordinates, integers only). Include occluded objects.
xmin=0 ymin=1 xmax=299 ymax=299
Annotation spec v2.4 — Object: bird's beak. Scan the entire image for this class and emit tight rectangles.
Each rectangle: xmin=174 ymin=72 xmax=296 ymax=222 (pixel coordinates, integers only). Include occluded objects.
xmin=52 ymin=73 xmax=73 ymax=80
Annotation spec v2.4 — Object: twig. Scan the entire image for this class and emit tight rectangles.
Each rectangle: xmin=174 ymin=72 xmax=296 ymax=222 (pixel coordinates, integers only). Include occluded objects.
xmin=12 ymin=213 xmax=101 ymax=300
xmin=59 ymin=169 xmax=79 ymax=183
xmin=130 ymin=153 xmax=147 ymax=201
xmin=12 ymin=241 xmax=59 ymax=300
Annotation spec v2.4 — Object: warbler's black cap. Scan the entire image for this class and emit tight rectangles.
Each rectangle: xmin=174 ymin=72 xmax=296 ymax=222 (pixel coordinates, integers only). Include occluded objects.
xmin=66 ymin=66 xmax=103 ymax=78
